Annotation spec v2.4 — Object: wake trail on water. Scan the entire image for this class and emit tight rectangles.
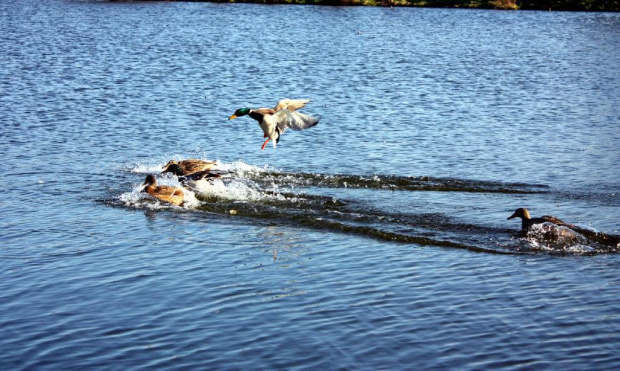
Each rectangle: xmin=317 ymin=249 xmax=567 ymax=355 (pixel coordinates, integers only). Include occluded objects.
xmin=109 ymin=160 xmax=619 ymax=255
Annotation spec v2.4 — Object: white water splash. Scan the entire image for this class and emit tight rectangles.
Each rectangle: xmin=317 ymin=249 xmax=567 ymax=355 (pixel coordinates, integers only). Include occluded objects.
xmin=127 ymin=162 xmax=165 ymax=174
xmin=189 ymin=177 xmax=292 ymax=204
xmin=523 ymin=223 xmax=593 ymax=253
xmin=216 ymin=160 xmax=276 ymax=177
xmin=191 ymin=178 xmax=263 ymax=201
xmin=119 ymin=159 xmax=288 ymax=207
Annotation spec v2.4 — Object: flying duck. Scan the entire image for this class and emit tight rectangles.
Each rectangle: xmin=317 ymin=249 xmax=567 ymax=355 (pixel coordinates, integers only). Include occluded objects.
xmin=228 ymin=99 xmax=319 ymax=150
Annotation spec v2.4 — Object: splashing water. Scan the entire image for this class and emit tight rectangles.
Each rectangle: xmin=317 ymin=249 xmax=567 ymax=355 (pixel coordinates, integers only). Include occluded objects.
xmin=519 ymin=223 xmax=594 ymax=254
xmin=111 ymin=159 xmax=620 ymax=255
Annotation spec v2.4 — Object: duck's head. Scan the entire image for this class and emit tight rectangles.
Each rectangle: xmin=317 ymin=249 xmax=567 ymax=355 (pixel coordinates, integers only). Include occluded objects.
xmin=141 ymin=174 xmax=157 ymax=192
xmin=162 ymin=161 xmax=184 ymax=176
xmin=229 ymin=108 xmax=251 ymax=120
xmin=162 ymin=160 xmax=178 ymax=170
xmin=507 ymin=208 xmax=531 ymax=220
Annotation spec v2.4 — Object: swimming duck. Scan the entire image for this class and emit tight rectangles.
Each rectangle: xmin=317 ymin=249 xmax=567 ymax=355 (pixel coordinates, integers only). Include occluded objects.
xmin=228 ymin=99 xmax=319 ymax=150
xmin=162 ymin=159 xmax=217 ymax=176
xmin=507 ymin=208 xmax=575 ymax=231
xmin=141 ymin=174 xmax=184 ymax=206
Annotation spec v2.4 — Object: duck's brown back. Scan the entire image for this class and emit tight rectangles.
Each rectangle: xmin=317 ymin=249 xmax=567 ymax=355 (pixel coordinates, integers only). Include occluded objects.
xmin=146 ymin=185 xmax=184 ymax=206
xmin=180 ymin=160 xmax=216 ymax=175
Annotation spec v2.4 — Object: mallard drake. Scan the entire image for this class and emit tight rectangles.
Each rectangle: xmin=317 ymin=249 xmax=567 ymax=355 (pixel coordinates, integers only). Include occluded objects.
xmin=141 ymin=174 xmax=184 ymax=206
xmin=507 ymin=208 xmax=575 ymax=231
xmin=162 ymin=159 xmax=217 ymax=176
xmin=228 ymin=99 xmax=319 ymax=150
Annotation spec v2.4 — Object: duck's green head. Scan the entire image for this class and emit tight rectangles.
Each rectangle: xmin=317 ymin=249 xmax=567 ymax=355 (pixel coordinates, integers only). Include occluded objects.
xmin=229 ymin=108 xmax=250 ymax=120
xmin=162 ymin=163 xmax=184 ymax=176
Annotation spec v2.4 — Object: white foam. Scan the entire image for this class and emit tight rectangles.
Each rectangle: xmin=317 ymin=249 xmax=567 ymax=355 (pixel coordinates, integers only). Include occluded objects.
xmin=179 ymin=187 xmax=200 ymax=208
xmin=190 ymin=178 xmax=287 ymax=203
xmin=129 ymin=163 xmax=164 ymax=174
xmin=216 ymin=160 xmax=275 ymax=177
xmin=120 ymin=159 xmax=290 ymax=208
xmin=119 ymin=182 xmax=158 ymax=209
xmin=525 ymin=223 xmax=592 ymax=253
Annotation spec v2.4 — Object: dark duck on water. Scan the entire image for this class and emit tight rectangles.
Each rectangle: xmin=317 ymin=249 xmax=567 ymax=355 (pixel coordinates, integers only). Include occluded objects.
xmin=508 ymin=208 xmax=620 ymax=250
xmin=507 ymin=207 xmax=575 ymax=231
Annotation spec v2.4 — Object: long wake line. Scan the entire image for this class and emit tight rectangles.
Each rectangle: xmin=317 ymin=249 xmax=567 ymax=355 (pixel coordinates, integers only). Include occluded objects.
xmin=111 ymin=162 xmax=618 ymax=255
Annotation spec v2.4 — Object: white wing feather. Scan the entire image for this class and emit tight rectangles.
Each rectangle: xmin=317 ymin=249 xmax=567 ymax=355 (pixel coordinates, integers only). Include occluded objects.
xmin=274 ymin=99 xmax=310 ymax=112
xmin=272 ymin=109 xmax=319 ymax=134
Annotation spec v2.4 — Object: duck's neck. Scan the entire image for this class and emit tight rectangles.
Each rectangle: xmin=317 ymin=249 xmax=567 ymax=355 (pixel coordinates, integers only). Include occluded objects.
xmin=521 ymin=210 xmax=532 ymax=230
xmin=522 ymin=219 xmax=530 ymax=230
xmin=248 ymin=110 xmax=263 ymax=122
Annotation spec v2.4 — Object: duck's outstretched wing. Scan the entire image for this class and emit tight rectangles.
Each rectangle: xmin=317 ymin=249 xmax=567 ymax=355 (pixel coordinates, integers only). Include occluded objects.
xmin=274 ymin=99 xmax=310 ymax=112
xmin=272 ymin=109 xmax=320 ymax=133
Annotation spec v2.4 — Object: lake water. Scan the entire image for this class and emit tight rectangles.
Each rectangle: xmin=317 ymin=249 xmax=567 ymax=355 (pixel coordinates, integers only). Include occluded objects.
xmin=2 ymin=0 xmax=620 ymax=368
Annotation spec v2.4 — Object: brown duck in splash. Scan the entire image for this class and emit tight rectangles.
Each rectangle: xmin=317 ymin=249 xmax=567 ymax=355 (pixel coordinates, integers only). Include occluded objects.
xmin=141 ymin=174 xmax=184 ymax=206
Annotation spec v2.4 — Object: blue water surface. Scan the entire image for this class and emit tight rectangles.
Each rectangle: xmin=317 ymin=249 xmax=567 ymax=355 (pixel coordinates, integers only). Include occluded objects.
xmin=1 ymin=0 xmax=620 ymax=369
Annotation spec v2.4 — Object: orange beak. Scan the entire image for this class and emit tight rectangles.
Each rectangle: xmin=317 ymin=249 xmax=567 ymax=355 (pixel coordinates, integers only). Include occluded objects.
xmin=228 ymin=114 xmax=237 ymax=120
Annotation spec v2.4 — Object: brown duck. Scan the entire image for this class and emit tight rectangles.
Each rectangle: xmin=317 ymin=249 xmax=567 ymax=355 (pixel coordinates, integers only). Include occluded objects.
xmin=507 ymin=208 xmax=575 ymax=231
xmin=162 ymin=159 xmax=217 ymax=176
xmin=141 ymin=174 xmax=184 ymax=206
